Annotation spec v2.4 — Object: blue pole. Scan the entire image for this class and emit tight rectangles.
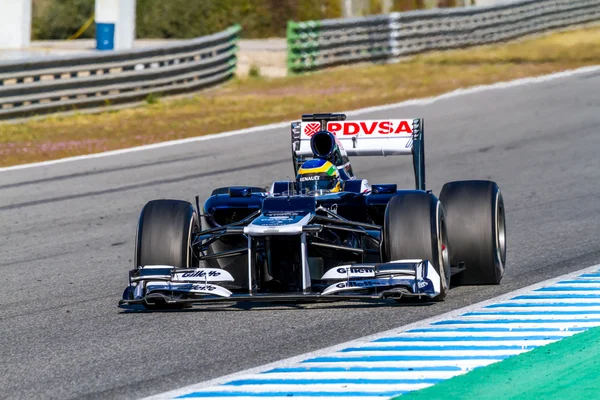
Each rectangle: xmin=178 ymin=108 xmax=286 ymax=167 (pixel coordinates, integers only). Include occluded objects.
xmin=95 ymin=0 xmax=135 ymax=51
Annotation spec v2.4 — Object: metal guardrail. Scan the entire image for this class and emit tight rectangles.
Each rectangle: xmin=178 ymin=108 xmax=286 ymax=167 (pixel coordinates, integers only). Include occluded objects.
xmin=0 ymin=25 xmax=240 ymax=120
xmin=287 ymin=0 xmax=600 ymax=74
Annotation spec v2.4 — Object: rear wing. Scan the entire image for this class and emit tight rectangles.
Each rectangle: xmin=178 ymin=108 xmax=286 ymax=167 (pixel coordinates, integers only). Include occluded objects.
xmin=291 ymin=114 xmax=426 ymax=190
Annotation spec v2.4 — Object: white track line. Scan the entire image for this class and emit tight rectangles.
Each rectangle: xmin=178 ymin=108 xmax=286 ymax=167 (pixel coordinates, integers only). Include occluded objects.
xmin=143 ymin=263 xmax=600 ymax=400
xmin=1 ymin=65 xmax=599 ymax=174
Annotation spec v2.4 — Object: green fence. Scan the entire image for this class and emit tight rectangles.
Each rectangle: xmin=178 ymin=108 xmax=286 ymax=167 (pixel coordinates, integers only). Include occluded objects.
xmin=286 ymin=0 xmax=600 ymax=75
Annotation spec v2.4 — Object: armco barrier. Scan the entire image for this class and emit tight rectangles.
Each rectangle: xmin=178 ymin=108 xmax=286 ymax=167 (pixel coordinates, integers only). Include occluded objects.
xmin=287 ymin=0 xmax=600 ymax=73
xmin=0 ymin=25 xmax=240 ymax=120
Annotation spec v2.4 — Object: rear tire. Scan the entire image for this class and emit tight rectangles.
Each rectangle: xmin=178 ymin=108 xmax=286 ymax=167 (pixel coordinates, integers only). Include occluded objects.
xmin=383 ymin=192 xmax=450 ymax=301
xmin=439 ymin=180 xmax=506 ymax=285
xmin=135 ymin=199 xmax=199 ymax=269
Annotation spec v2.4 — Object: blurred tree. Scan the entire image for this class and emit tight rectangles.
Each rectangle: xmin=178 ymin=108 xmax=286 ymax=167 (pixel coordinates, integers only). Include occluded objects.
xmin=438 ymin=0 xmax=458 ymax=7
xmin=136 ymin=0 xmax=343 ymax=38
xmin=31 ymin=0 xmax=436 ymax=40
xmin=369 ymin=0 xmax=383 ymax=15
xmin=392 ymin=0 xmax=426 ymax=11
xmin=32 ymin=0 xmax=95 ymax=40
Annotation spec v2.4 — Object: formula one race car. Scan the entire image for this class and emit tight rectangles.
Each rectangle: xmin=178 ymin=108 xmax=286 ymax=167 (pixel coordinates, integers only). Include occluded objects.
xmin=119 ymin=113 xmax=506 ymax=310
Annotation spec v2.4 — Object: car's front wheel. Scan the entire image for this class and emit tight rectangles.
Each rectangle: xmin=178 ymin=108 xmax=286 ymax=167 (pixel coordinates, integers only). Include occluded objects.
xmin=135 ymin=199 xmax=199 ymax=269
xmin=383 ymin=192 xmax=450 ymax=301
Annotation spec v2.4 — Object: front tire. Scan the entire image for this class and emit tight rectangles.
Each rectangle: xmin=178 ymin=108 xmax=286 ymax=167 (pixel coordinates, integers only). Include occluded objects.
xmin=135 ymin=199 xmax=199 ymax=269
xmin=383 ymin=192 xmax=450 ymax=301
xmin=439 ymin=180 xmax=506 ymax=285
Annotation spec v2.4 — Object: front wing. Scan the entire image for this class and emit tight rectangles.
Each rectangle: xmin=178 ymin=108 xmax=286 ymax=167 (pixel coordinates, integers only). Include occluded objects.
xmin=118 ymin=260 xmax=441 ymax=311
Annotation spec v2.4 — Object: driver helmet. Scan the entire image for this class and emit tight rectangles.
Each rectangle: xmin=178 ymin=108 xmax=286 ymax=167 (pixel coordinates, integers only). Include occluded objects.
xmin=297 ymin=159 xmax=342 ymax=194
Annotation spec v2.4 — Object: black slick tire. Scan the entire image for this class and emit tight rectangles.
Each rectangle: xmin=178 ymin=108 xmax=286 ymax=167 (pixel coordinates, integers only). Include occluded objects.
xmin=135 ymin=199 xmax=199 ymax=269
xmin=439 ymin=180 xmax=506 ymax=285
xmin=383 ymin=192 xmax=450 ymax=301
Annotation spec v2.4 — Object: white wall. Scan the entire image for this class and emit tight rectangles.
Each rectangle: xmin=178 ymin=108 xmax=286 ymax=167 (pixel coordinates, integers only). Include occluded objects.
xmin=0 ymin=0 xmax=31 ymax=49
xmin=116 ymin=0 xmax=136 ymax=50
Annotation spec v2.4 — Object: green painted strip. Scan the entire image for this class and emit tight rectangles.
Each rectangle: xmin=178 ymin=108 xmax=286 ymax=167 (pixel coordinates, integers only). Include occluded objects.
xmin=228 ymin=24 xmax=242 ymax=35
xmin=286 ymin=20 xmax=297 ymax=74
xmin=286 ymin=20 xmax=299 ymax=42
xmin=286 ymin=19 xmax=321 ymax=75
xmin=395 ymin=326 xmax=600 ymax=400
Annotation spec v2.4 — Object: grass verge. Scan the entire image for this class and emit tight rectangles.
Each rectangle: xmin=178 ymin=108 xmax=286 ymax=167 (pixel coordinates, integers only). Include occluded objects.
xmin=1 ymin=26 xmax=599 ymax=167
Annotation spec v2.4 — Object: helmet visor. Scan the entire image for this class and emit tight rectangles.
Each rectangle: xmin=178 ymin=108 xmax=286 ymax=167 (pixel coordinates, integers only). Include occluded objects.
xmin=298 ymin=175 xmax=337 ymax=195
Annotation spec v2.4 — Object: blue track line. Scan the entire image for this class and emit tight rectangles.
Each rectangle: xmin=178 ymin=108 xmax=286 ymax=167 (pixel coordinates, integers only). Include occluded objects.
xmin=464 ymin=311 xmax=600 ymax=316
xmin=536 ymin=287 xmax=600 ymax=292
xmin=512 ymin=294 xmax=600 ymax=299
xmin=340 ymin=345 xmax=536 ymax=352
xmin=373 ymin=336 xmax=564 ymax=342
xmin=224 ymin=379 xmax=443 ymax=386
xmin=264 ymin=366 xmax=464 ymax=373
xmin=407 ymin=327 xmax=587 ymax=333
xmin=302 ymin=355 xmax=509 ymax=363
xmin=177 ymin=391 xmax=407 ymax=398
xmin=485 ymin=302 xmax=600 ymax=308
xmin=432 ymin=318 xmax=600 ymax=325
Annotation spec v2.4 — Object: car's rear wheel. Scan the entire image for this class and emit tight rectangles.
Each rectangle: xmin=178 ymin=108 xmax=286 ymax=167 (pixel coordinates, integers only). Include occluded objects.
xmin=135 ymin=199 xmax=199 ymax=269
xmin=383 ymin=192 xmax=450 ymax=301
xmin=439 ymin=180 xmax=506 ymax=285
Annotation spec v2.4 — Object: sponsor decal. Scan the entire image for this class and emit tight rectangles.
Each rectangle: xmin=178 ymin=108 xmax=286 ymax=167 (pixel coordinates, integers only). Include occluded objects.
xmin=394 ymin=279 xmax=414 ymax=287
xmin=265 ymin=211 xmax=302 ymax=217
xmin=417 ymin=280 xmax=428 ymax=288
xmin=190 ymin=284 xmax=216 ymax=291
xmin=182 ymin=270 xmax=221 ymax=278
xmin=299 ymin=175 xmax=321 ymax=182
xmin=302 ymin=119 xmax=418 ymax=137
xmin=300 ymin=120 xmax=414 ymax=138
xmin=336 ymin=280 xmax=380 ymax=289
xmin=174 ymin=283 xmax=233 ymax=297
xmin=147 ymin=283 xmax=226 ymax=293
xmin=303 ymin=122 xmax=321 ymax=136
xmin=323 ymin=276 xmax=424 ymax=295
xmin=173 ymin=269 xmax=234 ymax=283
xmin=336 ymin=267 xmax=374 ymax=274
xmin=327 ymin=121 xmax=413 ymax=136
xmin=254 ymin=211 xmax=306 ymax=226
xmin=321 ymin=266 xmax=377 ymax=280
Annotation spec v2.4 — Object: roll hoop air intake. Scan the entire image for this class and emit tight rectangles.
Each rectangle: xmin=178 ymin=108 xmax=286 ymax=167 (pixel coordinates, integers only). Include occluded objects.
xmin=310 ymin=130 xmax=337 ymax=159
xmin=302 ymin=113 xmax=347 ymax=162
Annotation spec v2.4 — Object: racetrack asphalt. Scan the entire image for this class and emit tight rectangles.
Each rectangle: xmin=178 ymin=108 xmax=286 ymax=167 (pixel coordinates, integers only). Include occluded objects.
xmin=0 ymin=70 xmax=599 ymax=399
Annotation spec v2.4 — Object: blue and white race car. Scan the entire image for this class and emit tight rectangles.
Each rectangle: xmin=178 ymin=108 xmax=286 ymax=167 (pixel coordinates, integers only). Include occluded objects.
xmin=119 ymin=113 xmax=506 ymax=310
